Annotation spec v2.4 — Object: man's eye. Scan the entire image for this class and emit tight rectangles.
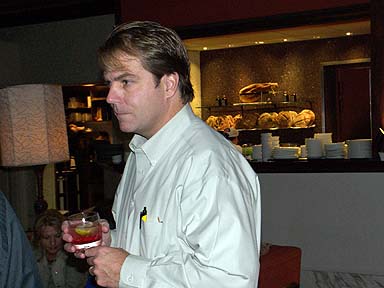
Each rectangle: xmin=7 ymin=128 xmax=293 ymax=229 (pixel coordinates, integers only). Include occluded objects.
xmin=122 ymin=80 xmax=129 ymax=86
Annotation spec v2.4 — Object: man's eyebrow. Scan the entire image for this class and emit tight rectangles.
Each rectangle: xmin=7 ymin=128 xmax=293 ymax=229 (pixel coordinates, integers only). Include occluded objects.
xmin=114 ymin=72 xmax=135 ymax=81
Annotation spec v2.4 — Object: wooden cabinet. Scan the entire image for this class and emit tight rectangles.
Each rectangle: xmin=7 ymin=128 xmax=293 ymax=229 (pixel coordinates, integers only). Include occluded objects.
xmin=62 ymin=84 xmax=112 ymax=125
xmin=56 ymin=84 xmax=113 ymax=211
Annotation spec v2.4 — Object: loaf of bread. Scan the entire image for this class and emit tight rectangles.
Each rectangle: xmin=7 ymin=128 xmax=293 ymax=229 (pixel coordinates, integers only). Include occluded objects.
xmin=239 ymin=94 xmax=262 ymax=103
xmin=292 ymin=109 xmax=316 ymax=128
xmin=277 ymin=110 xmax=297 ymax=128
xmin=239 ymin=82 xmax=278 ymax=94
xmin=236 ymin=113 xmax=259 ymax=129
xmin=205 ymin=114 xmax=242 ymax=131
xmin=239 ymin=82 xmax=278 ymax=103
xmin=258 ymin=112 xmax=278 ymax=129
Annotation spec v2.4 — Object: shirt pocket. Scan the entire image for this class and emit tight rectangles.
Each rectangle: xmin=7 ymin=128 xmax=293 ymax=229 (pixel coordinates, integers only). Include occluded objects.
xmin=140 ymin=217 xmax=164 ymax=257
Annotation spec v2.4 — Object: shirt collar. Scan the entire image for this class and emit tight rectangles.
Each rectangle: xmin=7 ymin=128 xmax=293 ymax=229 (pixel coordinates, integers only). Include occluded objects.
xmin=129 ymin=104 xmax=194 ymax=166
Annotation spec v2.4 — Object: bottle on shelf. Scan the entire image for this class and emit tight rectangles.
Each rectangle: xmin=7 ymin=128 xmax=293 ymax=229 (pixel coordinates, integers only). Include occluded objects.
xmin=283 ymin=91 xmax=289 ymax=102
xmin=216 ymin=96 xmax=222 ymax=106
xmin=222 ymin=95 xmax=228 ymax=106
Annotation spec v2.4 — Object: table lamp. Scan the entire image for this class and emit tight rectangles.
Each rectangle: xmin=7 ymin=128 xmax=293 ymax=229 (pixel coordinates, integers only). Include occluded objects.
xmin=0 ymin=84 xmax=69 ymax=215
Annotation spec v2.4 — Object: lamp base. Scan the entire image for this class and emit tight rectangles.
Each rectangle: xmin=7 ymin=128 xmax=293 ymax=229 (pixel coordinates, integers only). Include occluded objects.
xmin=34 ymin=197 xmax=48 ymax=215
xmin=34 ymin=164 xmax=48 ymax=215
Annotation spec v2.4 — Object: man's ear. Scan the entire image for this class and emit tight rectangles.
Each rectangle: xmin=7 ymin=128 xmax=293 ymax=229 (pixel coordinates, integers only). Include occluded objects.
xmin=163 ymin=72 xmax=179 ymax=98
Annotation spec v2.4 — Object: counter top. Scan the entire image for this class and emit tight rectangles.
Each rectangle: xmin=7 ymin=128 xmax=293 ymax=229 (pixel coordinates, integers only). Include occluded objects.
xmin=95 ymin=158 xmax=384 ymax=174
xmin=249 ymin=159 xmax=384 ymax=173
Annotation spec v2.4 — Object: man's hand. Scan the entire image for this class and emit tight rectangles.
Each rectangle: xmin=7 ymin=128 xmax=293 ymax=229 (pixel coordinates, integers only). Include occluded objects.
xmin=62 ymin=219 xmax=112 ymax=258
xmin=86 ymin=246 xmax=129 ymax=288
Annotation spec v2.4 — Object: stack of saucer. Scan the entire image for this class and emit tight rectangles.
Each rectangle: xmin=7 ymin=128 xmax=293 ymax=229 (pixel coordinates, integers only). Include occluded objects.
xmin=325 ymin=142 xmax=345 ymax=159
xmin=305 ymin=138 xmax=323 ymax=159
xmin=314 ymin=133 xmax=332 ymax=157
xmin=252 ymin=144 xmax=262 ymax=161
xmin=347 ymin=139 xmax=372 ymax=159
xmin=272 ymin=147 xmax=300 ymax=159
xmin=261 ymin=133 xmax=279 ymax=161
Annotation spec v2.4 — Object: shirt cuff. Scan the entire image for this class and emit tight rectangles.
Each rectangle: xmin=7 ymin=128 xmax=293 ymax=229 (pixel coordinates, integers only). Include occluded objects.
xmin=119 ymin=254 xmax=151 ymax=288
xmin=110 ymin=229 xmax=116 ymax=247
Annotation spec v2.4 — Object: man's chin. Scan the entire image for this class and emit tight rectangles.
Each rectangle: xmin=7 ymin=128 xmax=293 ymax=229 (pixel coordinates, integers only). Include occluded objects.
xmin=119 ymin=123 xmax=135 ymax=133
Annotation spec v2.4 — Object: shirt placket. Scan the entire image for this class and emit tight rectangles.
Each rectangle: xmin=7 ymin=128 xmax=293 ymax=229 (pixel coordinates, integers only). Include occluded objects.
xmin=134 ymin=149 xmax=150 ymax=189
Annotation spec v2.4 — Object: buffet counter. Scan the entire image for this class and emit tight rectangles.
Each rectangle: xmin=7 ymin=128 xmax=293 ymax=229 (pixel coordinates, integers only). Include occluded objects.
xmin=250 ymin=159 xmax=384 ymax=173
xmin=259 ymin=171 xmax=384 ymax=278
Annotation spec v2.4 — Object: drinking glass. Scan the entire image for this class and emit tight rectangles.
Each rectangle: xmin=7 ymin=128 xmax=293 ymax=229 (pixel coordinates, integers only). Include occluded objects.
xmin=68 ymin=211 xmax=102 ymax=250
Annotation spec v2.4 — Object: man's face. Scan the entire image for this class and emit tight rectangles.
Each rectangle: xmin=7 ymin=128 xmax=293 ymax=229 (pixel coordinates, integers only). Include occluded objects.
xmin=104 ymin=56 xmax=169 ymax=139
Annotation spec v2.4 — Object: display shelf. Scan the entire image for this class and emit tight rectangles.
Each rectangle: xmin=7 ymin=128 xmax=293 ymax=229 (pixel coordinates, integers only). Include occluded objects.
xmin=232 ymin=101 xmax=311 ymax=108
xmin=236 ymin=124 xmax=315 ymax=132
xmin=197 ymin=101 xmax=312 ymax=113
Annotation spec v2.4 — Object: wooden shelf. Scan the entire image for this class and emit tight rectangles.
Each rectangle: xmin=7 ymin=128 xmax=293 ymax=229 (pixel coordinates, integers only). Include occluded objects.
xmin=199 ymin=101 xmax=311 ymax=108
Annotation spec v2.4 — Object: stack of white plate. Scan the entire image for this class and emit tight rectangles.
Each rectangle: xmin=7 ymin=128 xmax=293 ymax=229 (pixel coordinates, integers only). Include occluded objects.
xmin=261 ymin=133 xmax=279 ymax=161
xmin=252 ymin=144 xmax=262 ymax=161
xmin=305 ymin=138 xmax=323 ymax=159
xmin=272 ymin=146 xmax=300 ymax=159
xmin=325 ymin=142 xmax=345 ymax=159
xmin=314 ymin=133 xmax=333 ymax=157
xmin=347 ymin=139 xmax=372 ymax=159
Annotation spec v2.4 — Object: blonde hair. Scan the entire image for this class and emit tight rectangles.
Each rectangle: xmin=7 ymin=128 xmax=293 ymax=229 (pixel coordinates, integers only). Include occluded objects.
xmin=33 ymin=209 xmax=64 ymax=242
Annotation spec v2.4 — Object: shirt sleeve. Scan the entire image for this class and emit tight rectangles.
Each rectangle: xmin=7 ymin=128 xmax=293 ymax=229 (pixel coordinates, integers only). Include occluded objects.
xmin=118 ymin=155 xmax=261 ymax=288
xmin=0 ymin=192 xmax=43 ymax=288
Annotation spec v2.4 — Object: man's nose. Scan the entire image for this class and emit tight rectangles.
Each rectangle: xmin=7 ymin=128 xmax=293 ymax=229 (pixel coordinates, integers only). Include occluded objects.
xmin=106 ymin=84 xmax=119 ymax=104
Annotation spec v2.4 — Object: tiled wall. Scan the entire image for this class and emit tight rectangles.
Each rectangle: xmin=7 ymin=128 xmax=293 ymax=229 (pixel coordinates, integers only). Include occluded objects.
xmin=200 ymin=34 xmax=370 ymax=131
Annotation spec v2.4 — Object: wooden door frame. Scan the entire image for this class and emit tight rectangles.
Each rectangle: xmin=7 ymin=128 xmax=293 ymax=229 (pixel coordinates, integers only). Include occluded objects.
xmin=320 ymin=58 xmax=371 ymax=137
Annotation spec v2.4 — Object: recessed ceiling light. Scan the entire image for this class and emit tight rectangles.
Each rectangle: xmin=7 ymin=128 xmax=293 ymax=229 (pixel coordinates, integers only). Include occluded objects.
xmin=259 ymin=41 xmax=264 ymax=44
xmin=283 ymin=39 xmax=288 ymax=42
xmin=313 ymin=36 xmax=321 ymax=39
xmin=203 ymin=47 xmax=208 ymax=50
xmin=346 ymin=32 xmax=353 ymax=36
xmin=228 ymin=44 xmax=233 ymax=47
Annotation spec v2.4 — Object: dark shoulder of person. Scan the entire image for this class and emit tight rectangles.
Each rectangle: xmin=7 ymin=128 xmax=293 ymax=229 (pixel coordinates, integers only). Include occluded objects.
xmin=0 ymin=191 xmax=43 ymax=288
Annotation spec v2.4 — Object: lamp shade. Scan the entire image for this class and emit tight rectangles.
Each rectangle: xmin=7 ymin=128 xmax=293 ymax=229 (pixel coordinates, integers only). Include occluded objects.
xmin=0 ymin=84 xmax=69 ymax=167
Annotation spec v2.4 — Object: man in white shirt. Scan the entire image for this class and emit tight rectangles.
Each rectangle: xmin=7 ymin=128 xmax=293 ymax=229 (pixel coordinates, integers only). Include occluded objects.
xmin=63 ymin=21 xmax=261 ymax=288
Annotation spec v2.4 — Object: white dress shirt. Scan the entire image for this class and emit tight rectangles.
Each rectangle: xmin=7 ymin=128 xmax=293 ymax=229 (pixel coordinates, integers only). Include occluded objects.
xmin=111 ymin=104 xmax=261 ymax=288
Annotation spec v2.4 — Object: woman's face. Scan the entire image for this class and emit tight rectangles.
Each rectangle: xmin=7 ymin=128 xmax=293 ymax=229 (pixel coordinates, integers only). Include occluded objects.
xmin=40 ymin=225 xmax=63 ymax=257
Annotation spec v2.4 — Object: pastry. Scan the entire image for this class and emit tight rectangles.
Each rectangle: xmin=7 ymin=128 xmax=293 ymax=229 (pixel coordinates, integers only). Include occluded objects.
xmin=293 ymin=109 xmax=316 ymax=127
xmin=258 ymin=112 xmax=278 ymax=129
xmin=236 ymin=113 xmax=259 ymax=129
xmin=277 ymin=110 xmax=297 ymax=128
